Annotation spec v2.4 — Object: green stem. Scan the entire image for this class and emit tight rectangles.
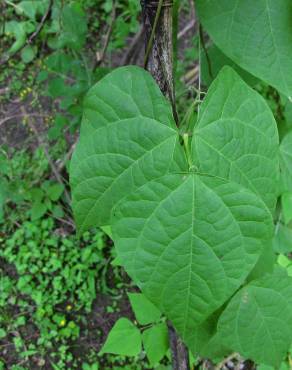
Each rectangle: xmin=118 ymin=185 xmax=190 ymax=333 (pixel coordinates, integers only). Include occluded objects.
xmin=183 ymin=133 xmax=193 ymax=169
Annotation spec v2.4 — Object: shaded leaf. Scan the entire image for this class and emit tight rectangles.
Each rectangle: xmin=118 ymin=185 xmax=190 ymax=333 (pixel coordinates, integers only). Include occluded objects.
xmin=217 ymin=268 xmax=292 ymax=367
xmin=280 ymin=132 xmax=292 ymax=192
xmin=197 ymin=0 xmax=292 ymax=98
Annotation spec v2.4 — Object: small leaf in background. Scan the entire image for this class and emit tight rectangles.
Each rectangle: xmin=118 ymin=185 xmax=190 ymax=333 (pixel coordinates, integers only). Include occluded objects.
xmin=282 ymin=192 xmax=292 ymax=224
xmin=47 ymin=183 xmax=64 ymax=202
xmin=277 ymin=254 xmax=291 ymax=269
xmin=52 ymin=205 xmax=64 ymax=219
xmin=5 ymin=21 xmax=27 ymax=54
xmin=28 ymin=188 xmax=44 ymax=203
xmin=47 ymin=77 xmax=67 ymax=98
xmin=217 ymin=268 xmax=292 ymax=367
xmin=17 ymin=0 xmax=48 ymax=20
xmin=128 ymin=293 xmax=161 ymax=325
xmin=142 ymin=323 xmax=169 ymax=366
xmin=21 ymin=45 xmax=36 ymax=64
xmin=30 ymin=202 xmax=47 ymax=221
xmin=0 ymin=329 xmax=6 ymax=339
xmin=58 ymin=2 xmax=88 ymax=51
xmin=99 ymin=318 xmax=141 ymax=356
xmin=48 ymin=115 xmax=68 ymax=141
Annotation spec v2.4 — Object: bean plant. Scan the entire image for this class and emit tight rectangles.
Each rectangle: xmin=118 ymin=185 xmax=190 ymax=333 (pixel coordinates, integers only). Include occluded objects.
xmin=70 ymin=0 xmax=292 ymax=367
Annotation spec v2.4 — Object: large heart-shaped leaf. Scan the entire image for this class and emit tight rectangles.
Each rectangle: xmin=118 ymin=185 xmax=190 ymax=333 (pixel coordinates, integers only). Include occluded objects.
xmin=217 ymin=268 xmax=292 ymax=367
xmin=112 ymin=173 xmax=273 ymax=340
xmin=70 ymin=65 xmax=277 ymax=353
xmin=196 ymin=0 xmax=292 ymax=98
xmin=70 ymin=67 xmax=186 ymax=231
xmin=192 ymin=67 xmax=279 ymax=213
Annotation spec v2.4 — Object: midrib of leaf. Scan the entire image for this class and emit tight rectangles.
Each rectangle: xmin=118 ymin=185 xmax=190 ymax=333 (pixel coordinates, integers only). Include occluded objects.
xmin=182 ymin=177 xmax=196 ymax=339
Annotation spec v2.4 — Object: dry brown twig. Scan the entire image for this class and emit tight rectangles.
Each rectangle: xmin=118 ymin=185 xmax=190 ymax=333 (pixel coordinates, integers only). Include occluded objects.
xmin=0 ymin=113 xmax=50 ymax=127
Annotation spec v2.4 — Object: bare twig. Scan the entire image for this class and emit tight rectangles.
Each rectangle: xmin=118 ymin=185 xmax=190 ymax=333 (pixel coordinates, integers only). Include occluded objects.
xmin=57 ymin=142 xmax=77 ymax=172
xmin=27 ymin=0 xmax=53 ymax=43
xmin=183 ymin=65 xmax=199 ymax=86
xmin=0 ymin=87 xmax=9 ymax=95
xmin=215 ymin=353 xmax=240 ymax=370
xmin=168 ymin=322 xmax=190 ymax=370
xmin=0 ymin=113 xmax=50 ymax=127
xmin=95 ymin=2 xmax=116 ymax=67
xmin=178 ymin=19 xmax=195 ymax=39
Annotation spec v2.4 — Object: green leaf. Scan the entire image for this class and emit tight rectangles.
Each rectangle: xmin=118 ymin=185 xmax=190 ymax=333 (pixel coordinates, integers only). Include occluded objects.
xmin=5 ymin=21 xmax=27 ymax=54
xmin=47 ymin=183 xmax=64 ymax=201
xmin=142 ymin=323 xmax=169 ymax=365
xmin=247 ymin=242 xmax=275 ymax=281
xmin=58 ymin=2 xmax=88 ymax=50
xmin=70 ymin=66 xmax=186 ymax=231
xmin=280 ymin=132 xmax=292 ymax=192
xmin=18 ymin=0 xmax=48 ymax=19
xmin=282 ymin=192 xmax=292 ymax=224
xmin=99 ymin=318 xmax=141 ymax=356
xmin=192 ymin=67 xmax=279 ymax=213
xmin=217 ymin=268 xmax=292 ymax=367
xmin=30 ymin=202 xmax=47 ymax=221
xmin=113 ymin=173 xmax=273 ymax=342
xmin=201 ymin=44 xmax=258 ymax=87
xmin=274 ymin=225 xmax=292 ymax=254
xmin=21 ymin=45 xmax=36 ymax=63
xmin=100 ymin=226 xmax=112 ymax=239
xmin=196 ymin=0 xmax=292 ymax=98
xmin=188 ymin=310 xmax=230 ymax=361
xmin=128 ymin=293 xmax=161 ymax=325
